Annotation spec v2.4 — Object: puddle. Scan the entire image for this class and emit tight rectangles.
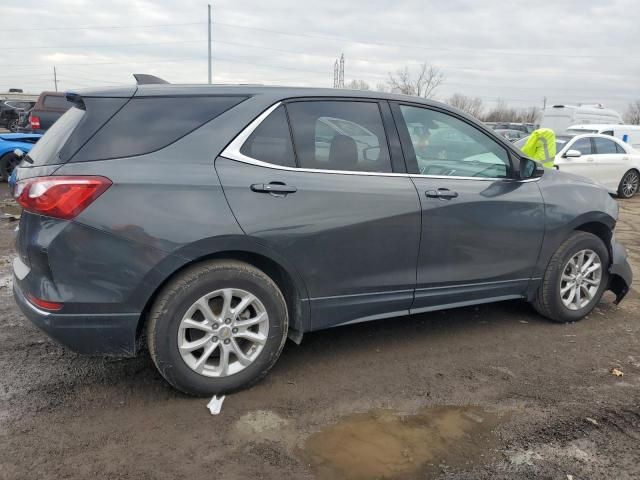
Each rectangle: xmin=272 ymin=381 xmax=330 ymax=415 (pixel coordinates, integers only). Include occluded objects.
xmin=303 ymin=406 xmax=505 ymax=480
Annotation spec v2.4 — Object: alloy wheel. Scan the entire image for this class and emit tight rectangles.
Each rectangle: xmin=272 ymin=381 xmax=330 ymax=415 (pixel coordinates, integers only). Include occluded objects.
xmin=177 ymin=288 xmax=269 ymax=377
xmin=560 ymin=249 xmax=602 ymax=311
xmin=621 ymin=171 xmax=639 ymax=198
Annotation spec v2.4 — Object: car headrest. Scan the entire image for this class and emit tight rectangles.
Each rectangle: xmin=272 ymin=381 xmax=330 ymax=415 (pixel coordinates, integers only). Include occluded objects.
xmin=329 ymin=135 xmax=358 ymax=169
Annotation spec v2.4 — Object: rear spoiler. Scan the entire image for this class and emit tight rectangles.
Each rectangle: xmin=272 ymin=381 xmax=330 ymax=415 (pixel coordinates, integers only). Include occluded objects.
xmin=133 ymin=74 xmax=170 ymax=85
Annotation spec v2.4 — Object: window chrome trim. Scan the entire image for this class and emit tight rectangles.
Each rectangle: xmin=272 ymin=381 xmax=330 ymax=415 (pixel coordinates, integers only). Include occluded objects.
xmin=220 ymin=100 xmax=539 ymax=183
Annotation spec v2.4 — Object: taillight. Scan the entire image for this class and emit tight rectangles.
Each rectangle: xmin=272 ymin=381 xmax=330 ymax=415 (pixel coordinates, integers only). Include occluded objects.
xmin=27 ymin=294 xmax=63 ymax=311
xmin=15 ymin=176 xmax=112 ymax=220
xmin=30 ymin=115 xmax=40 ymax=129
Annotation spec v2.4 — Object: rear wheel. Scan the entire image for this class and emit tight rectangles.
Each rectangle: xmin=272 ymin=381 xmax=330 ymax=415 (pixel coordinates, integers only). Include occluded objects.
xmin=617 ymin=169 xmax=639 ymax=198
xmin=532 ymin=231 xmax=609 ymax=323
xmin=147 ymin=260 xmax=288 ymax=396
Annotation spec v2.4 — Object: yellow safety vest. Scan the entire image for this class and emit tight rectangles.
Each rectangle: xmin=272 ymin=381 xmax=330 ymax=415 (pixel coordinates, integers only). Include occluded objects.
xmin=521 ymin=128 xmax=556 ymax=168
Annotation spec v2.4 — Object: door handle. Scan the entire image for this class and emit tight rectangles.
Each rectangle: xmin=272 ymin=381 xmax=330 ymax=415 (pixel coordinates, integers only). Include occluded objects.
xmin=250 ymin=182 xmax=297 ymax=194
xmin=425 ymin=188 xmax=458 ymax=199
xmin=586 ymin=157 xmax=594 ymax=162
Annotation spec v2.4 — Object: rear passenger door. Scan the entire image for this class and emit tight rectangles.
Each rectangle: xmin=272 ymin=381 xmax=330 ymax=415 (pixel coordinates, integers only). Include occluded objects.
xmin=592 ymin=137 xmax=630 ymax=190
xmin=216 ymin=99 xmax=421 ymax=330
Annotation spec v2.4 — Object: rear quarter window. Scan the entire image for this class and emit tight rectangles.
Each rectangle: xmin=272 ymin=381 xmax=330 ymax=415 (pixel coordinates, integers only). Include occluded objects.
xmin=42 ymin=95 xmax=71 ymax=110
xmin=72 ymin=96 xmax=247 ymax=162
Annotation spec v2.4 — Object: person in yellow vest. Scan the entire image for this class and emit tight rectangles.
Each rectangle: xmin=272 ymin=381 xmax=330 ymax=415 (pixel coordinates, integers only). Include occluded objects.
xmin=520 ymin=128 xmax=556 ymax=168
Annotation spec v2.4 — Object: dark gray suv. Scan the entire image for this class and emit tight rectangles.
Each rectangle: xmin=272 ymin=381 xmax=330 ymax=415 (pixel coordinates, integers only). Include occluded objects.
xmin=12 ymin=81 xmax=632 ymax=396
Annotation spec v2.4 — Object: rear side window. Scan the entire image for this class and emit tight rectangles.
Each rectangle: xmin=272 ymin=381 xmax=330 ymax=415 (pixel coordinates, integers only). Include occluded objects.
xmin=43 ymin=95 xmax=70 ymax=109
xmin=570 ymin=138 xmax=593 ymax=155
xmin=25 ymin=107 xmax=85 ymax=166
xmin=593 ymin=137 xmax=618 ymax=155
xmin=73 ymin=96 xmax=246 ymax=162
xmin=240 ymin=106 xmax=295 ymax=167
xmin=286 ymin=101 xmax=392 ymax=173
xmin=615 ymin=142 xmax=627 ymax=154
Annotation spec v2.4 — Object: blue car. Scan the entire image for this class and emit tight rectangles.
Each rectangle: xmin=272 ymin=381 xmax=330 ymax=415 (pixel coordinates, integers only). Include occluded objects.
xmin=0 ymin=132 xmax=42 ymax=181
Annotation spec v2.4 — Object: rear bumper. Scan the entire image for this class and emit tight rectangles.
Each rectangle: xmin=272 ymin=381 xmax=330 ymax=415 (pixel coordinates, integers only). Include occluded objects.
xmin=13 ymin=275 xmax=140 ymax=356
xmin=609 ymin=239 xmax=633 ymax=304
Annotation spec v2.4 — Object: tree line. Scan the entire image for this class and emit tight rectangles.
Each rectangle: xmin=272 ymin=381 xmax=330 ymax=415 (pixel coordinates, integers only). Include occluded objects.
xmin=344 ymin=62 xmax=640 ymax=125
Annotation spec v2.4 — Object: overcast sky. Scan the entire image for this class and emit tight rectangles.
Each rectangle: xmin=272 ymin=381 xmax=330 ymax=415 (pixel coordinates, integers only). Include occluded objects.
xmin=2 ymin=0 xmax=638 ymax=112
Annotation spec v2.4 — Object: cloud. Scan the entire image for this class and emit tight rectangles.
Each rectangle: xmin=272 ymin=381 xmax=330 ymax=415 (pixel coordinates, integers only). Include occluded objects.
xmin=1 ymin=0 xmax=638 ymax=111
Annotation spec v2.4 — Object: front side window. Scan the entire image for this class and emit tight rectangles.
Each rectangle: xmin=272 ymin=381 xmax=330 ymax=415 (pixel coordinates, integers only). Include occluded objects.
xmin=240 ymin=106 xmax=295 ymax=167
xmin=286 ymin=101 xmax=392 ymax=173
xmin=593 ymin=137 xmax=618 ymax=155
xmin=398 ymin=105 xmax=510 ymax=178
xmin=570 ymin=138 xmax=593 ymax=155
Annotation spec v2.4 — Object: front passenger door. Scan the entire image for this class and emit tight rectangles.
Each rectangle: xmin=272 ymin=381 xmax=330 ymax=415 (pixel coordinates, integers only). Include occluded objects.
xmin=391 ymin=103 xmax=545 ymax=312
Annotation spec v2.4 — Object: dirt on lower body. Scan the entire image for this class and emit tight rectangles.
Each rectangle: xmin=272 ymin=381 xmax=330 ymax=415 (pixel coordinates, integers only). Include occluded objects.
xmin=0 ymin=187 xmax=639 ymax=479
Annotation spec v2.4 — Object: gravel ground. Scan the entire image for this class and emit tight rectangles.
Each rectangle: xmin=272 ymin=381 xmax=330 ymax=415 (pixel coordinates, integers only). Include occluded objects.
xmin=0 ymin=184 xmax=638 ymax=480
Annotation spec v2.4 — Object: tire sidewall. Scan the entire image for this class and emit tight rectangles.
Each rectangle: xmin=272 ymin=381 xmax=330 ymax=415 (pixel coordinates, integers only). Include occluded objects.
xmin=549 ymin=235 xmax=609 ymax=321
xmin=152 ymin=265 xmax=287 ymax=396
xmin=618 ymin=170 xmax=639 ymax=199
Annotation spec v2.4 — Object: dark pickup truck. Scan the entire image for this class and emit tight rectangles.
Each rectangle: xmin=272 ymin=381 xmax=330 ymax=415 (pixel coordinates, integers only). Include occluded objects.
xmin=26 ymin=91 xmax=71 ymax=133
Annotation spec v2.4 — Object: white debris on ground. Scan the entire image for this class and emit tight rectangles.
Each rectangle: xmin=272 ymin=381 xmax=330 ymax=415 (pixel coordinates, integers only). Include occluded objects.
xmin=206 ymin=395 xmax=225 ymax=415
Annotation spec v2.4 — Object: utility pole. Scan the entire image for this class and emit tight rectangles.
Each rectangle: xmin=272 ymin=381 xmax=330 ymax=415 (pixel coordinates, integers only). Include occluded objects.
xmin=542 ymin=96 xmax=547 ymax=110
xmin=207 ymin=4 xmax=212 ymax=84
xmin=53 ymin=66 xmax=58 ymax=92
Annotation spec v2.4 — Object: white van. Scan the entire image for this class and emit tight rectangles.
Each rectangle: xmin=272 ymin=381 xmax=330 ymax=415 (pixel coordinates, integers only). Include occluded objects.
xmin=566 ymin=124 xmax=640 ymax=150
xmin=540 ymin=104 xmax=623 ymax=134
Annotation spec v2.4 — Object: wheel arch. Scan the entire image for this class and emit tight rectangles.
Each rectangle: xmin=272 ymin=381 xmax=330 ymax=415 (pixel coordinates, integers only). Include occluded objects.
xmin=134 ymin=239 xmax=310 ymax=348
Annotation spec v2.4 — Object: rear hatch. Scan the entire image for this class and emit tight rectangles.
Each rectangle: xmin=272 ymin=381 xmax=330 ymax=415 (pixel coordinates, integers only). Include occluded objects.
xmin=16 ymin=86 xmax=136 ymax=181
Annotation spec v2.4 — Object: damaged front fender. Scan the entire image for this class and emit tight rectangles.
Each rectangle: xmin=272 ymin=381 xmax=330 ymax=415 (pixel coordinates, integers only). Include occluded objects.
xmin=609 ymin=239 xmax=633 ymax=304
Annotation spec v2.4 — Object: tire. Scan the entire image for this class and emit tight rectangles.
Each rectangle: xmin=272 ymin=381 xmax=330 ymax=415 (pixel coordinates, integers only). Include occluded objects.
xmin=147 ymin=259 xmax=288 ymax=396
xmin=0 ymin=153 xmax=19 ymax=182
xmin=8 ymin=118 xmax=19 ymax=132
xmin=617 ymin=169 xmax=639 ymax=199
xmin=532 ymin=231 xmax=609 ymax=323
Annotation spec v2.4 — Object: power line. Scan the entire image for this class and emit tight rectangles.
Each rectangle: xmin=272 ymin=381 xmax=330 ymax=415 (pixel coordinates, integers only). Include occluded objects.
xmin=1 ymin=21 xmax=205 ymax=32
xmin=3 ymin=40 xmax=203 ymax=51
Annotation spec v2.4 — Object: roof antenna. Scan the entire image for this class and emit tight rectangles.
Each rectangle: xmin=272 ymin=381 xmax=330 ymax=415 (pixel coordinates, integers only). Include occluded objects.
xmin=133 ymin=74 xmax=170 ymax=85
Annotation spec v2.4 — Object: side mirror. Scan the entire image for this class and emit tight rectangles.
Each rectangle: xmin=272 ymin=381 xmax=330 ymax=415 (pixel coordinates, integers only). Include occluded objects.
xmin=519 ymin=157 xmax=544 ymax=180
xmin=564 ymin=149 xmax=582 ymax=158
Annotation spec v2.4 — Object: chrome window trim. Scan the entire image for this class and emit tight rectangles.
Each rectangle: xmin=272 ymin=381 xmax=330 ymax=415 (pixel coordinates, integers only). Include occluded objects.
xmin=219 ymin=100 xmax=539 ymax=183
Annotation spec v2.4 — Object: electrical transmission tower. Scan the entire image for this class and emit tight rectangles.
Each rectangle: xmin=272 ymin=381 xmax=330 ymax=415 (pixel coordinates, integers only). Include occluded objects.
xmin=333 ymin=53 xmax=344 ymax=88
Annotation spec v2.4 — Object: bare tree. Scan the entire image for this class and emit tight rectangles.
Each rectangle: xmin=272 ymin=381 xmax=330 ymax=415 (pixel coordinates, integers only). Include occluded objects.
xmin=447 ymin=93 xmax=484 ymax=118
xmin=387 ymin=62 xmax=445 ymax=99
xmin=345 ymin=79 xmax=371 ymax=91
xmin=519 ymin=106 xmax=541 ymax=124
xmin=624 ymin=100 xmax=640 ymax=124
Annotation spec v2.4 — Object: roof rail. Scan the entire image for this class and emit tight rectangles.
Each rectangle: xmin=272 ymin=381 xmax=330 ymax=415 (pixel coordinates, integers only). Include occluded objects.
xmin=133 ymin=74 xmax=170 ymax=85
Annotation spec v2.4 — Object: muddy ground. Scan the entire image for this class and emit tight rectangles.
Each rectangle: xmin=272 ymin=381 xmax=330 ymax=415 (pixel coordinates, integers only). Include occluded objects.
xmin=0 ymin=183 xmax=638 ymax=480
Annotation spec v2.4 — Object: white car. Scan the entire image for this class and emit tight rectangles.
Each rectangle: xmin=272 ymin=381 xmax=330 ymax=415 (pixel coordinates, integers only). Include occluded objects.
xmin=555 ymin=134 xmax=640 ymax=198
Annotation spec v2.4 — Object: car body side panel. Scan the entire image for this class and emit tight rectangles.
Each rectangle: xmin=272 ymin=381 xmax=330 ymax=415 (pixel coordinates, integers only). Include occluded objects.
xmin=215 ymin=157 xmax=421 ymax=331
xmin=410 ymin=177 xmax=545 ymax=310
xmin=532 ymin=169 xmax=618 ymax=281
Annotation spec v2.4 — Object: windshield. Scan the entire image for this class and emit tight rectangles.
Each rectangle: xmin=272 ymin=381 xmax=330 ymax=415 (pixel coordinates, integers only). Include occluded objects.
xmin=25 ymin=107 xmax=85 ymax=166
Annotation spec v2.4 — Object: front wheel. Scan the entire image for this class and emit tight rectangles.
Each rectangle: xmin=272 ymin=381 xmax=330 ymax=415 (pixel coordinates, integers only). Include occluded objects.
xmin=532 ymin=231 xmax=609 ymax=323
xmin=147 ymin=260 xmax=288 ymax=396
xmin=617 ymin=169 xmax=639 ymax=199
